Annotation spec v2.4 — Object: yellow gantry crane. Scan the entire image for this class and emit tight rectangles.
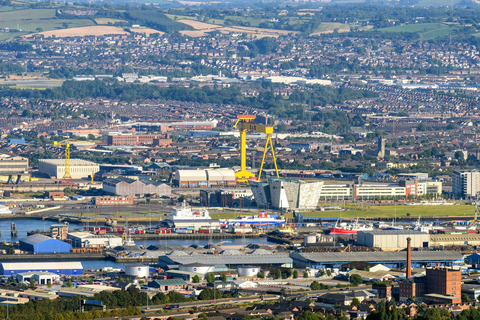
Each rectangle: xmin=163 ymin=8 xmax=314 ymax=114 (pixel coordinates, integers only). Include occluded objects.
xmin=233 ymin=114 xmax=279 ymax=183
xmin=53 ymin=139 xmax=76 ymax=185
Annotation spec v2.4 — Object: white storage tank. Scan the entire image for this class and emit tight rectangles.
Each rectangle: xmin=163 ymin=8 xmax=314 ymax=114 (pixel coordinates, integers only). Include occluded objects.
xmin=179 ymin=263 xmax=213 ymax=274
xmin=125 ymin=264 xmax=150 ymax=278
xmin=304 ymin=234 xmax=317 ymax=244
xmin=238 ymin=266 xmax=260 ymax=277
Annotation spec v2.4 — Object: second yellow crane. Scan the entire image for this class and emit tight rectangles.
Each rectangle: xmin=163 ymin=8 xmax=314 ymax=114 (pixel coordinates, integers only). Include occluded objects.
xmin=233 ymin=115 xmax=279 ymax=183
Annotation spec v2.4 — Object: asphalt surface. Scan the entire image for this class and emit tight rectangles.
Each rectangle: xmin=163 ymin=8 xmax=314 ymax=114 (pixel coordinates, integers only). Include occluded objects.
xmin=138 ymin=285 xmax=372 ymax=313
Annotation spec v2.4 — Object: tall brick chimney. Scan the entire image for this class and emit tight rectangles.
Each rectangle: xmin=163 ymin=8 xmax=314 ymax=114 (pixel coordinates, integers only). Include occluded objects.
xmin=406 ymin=237 xmax=412 ymax=279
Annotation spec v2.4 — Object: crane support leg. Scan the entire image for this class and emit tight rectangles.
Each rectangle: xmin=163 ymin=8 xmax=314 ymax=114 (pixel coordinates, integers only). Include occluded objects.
xmin=258 ymin=137 xmax=270 ymax=180
xmin=269 ymin=134 xmax=279 ymax=178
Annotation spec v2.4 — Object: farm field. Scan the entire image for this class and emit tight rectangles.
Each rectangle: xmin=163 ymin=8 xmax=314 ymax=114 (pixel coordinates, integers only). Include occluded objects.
xmin=223 ymin=15 xmax=265 ymax=27
xmin=166 ymin=14 xmax=225 ymax=25
xmin=179 ymin=19 xmax=299 ymax=38
xmin=0 ymin=8 xmax=95 ymax=39
xmin=377 ymin=23 xmax=456 ymax=40
xmin=178 ymin=19 xmax=220 ymax=30
xmin=94 ymin=18 xmax=128 ymax=25
xmin=311 ymin=22 xmax=354 ymax=35
xmin=33 ymin=26 xmax=130 ymax=38
xmin=130 ymin=28 xmax=165 ymax=36
xmin=300 ymin=204 xmax=475 ymax=219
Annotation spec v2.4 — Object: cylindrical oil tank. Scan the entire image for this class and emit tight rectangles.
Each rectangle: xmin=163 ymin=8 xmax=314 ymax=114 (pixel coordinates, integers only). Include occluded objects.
xmin=179 ymin=263 xmax=213 ymax=274
xmin=304 ymin=234 xmax=317 ymax=244
xmin=238 ymin=266 xmax=260 ymax=277
xmin=125 ymin=264 xmax=150 ymax=278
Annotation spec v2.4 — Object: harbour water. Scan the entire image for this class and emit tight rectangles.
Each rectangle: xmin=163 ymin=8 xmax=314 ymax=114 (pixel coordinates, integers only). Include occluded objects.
xmin=0 ymin=218 xmax=275 ymax=270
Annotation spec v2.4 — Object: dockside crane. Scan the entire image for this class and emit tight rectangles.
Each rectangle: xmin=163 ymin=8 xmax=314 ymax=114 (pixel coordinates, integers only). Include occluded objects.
xmin=53 ymin=139 xmax=77 ymax=185
xmin=233 ymin=114 xmax=279 ymax=183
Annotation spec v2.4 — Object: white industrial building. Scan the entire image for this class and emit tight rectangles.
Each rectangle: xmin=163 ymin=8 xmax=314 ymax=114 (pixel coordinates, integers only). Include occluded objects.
xmin=16 ymin=271 xmax=60 ymax=285
xmin=67 ymin=232 xmax=122 ymax=248
xmin=357 ymin=230 xmax=430 ymax=250
xmin=39 ymin=159 xmax=99 ymax=179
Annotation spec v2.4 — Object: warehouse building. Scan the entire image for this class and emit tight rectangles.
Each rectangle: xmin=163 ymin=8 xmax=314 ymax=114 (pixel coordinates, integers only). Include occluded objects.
xmin=19 ymin=234 xmax=71 ymax=254
xmin=16 ymin=271 xmax=60 ymax=285
xmin=39 ymin=159 xmax=99 ymax=179
xmin=103 ymin=177 xmax=171 ymax=197
xmin=357 ymin=230 xmax=430 ymax=250
xmin=430 ymin=234 xmax=480 ymax=247
xmin=68 ymin=232 xmax=122 ymax=248
xmin=290 ymin=251 xmax=463 ymax=269
xmin=0 ymin=155 xmax=28 ymax=174
xmin=173 ymin=169 xmax=236 ymax=188
xmin=0 ymin=262 xmax=84 ymax=276
xmin=159 ymin=252 xmax=293 ymax=269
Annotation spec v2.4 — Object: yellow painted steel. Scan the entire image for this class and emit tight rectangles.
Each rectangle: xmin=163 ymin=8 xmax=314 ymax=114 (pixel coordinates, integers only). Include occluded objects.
xmin=233 ymin=116 xmax=279 ymax=183
xmin=53 ymin=139 xmax=78 ymax=182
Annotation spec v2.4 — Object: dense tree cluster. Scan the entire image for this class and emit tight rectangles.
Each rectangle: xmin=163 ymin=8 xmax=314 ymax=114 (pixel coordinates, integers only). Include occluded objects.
xmin=0 ymin=293 xmax=140 ymax=320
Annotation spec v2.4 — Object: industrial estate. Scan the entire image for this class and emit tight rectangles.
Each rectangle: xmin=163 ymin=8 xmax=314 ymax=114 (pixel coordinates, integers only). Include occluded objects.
xmin=2 ymin=0 xmax=480 ymax=319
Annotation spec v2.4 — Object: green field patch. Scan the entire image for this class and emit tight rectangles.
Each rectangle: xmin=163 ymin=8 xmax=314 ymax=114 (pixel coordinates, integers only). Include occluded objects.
xmin=312 ymin=22 xmax=352 ymax=34
xmin=301 ymin=204 xmax=475 ymax=219
xmin=0 ymin=5 xmax=27 ymax=12
xmin=376 ymin=22 xmax=456 ymax=40
xmin=94 ymin=18 xmax=128 ymax=25
xmin=223 ymin=15 xmax=265 ymax=27
xmin=0 ymin=8 xmax=94 ymax=39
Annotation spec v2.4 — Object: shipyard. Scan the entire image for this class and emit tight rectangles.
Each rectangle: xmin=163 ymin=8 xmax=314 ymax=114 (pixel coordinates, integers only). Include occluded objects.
xmin=2 ymin=1 xmax=480 ymax=318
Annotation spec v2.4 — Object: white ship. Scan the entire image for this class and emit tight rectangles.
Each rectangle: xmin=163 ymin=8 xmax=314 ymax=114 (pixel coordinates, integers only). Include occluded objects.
xmin=226 ymin=212 xmax=285 ymax=227
xmin=169 ymin=201 xmax=211 ymax=221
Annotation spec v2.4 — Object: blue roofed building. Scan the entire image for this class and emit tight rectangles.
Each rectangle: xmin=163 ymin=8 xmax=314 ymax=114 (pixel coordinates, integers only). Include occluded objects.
xmin=0 ymin=262 xmax=83 ymax=276
xmin=19 ymin=234 xmax=71 ymax=254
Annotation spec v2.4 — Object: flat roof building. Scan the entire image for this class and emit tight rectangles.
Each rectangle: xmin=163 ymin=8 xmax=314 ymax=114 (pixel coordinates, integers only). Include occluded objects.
xmin=290 ymin=251 xmax=463 ymax=269
xmin=357 ymin=230 xmax=430 ymax=250
xmin=452 ymin=170 xmax=480 ymax=198
xmin=159 ymin=252 xmax=293 ymax=269
xmin=0 ymin=262 xmax=83 ymax=276
xmin=68 ymin=232 xmax=122 ymax=248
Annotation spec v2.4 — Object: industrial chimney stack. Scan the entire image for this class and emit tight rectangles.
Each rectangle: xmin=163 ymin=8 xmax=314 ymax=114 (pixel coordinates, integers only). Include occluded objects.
xmin=406 ymin=237 xmax=412 ymax=279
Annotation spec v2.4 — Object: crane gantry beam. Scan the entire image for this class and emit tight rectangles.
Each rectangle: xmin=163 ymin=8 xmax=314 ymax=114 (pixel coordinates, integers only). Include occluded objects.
xmin=233 ymin=115 xmax=279 ymax=183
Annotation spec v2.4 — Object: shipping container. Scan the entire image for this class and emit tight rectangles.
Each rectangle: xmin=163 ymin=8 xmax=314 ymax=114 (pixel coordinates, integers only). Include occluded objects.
xmin=199 ymin=229 xmax=210 ymax=234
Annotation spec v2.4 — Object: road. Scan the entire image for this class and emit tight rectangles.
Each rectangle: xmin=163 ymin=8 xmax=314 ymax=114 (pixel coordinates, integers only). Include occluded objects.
xmin=138 ymin=285 xmax=372 ymax=313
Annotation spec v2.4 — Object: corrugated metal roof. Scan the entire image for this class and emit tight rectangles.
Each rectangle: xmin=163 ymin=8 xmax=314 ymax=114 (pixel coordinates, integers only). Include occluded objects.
xmin=162 ymin=253 xmax=292 ymax=265
xmin=149 ymin=279 xmax=187 ymax=286
xmin=176 ymin=170 xmax=207 ymax=181
xmin=291 ymin=251 xmax=463 ymax=263
xmin=19 ymin=234 xmax=55 ymax=246
xmin=1 ymin=262 xmax=83 ymax=271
